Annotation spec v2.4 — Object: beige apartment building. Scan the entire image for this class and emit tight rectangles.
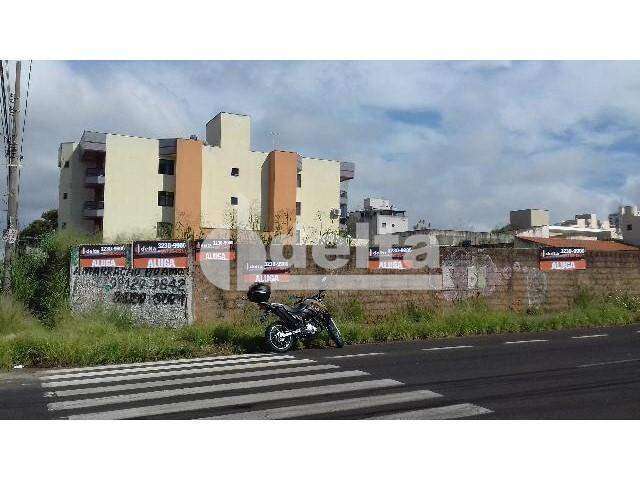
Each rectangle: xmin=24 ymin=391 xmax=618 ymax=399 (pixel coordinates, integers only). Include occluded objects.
xmin=58 ymin=112 xmax=355 ymax=243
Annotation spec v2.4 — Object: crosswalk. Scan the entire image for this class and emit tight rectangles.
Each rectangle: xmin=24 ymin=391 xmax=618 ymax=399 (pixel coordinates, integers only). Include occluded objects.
xmin=39 ymin=353 xmax=492 ymax=420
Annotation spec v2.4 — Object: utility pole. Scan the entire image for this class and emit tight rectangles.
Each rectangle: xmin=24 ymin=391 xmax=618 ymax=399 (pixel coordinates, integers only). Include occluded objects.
xmin=2 ymin=61 xmax=22 ymax=294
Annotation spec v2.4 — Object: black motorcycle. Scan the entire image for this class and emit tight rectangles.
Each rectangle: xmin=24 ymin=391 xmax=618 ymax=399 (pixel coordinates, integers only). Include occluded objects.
xmin=247 ymin=282 xmax=344 ymax=353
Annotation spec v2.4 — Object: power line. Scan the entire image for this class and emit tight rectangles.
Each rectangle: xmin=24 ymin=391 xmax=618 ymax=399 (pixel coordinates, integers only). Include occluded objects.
xmin=19 ymin=60 xmax=32 ymax=159
xmin=0 ymin=61 xmax=11 ymax=157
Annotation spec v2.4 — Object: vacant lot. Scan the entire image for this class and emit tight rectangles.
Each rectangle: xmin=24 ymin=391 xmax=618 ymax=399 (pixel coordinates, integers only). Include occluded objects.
xmin=1 ymin=289 xmax=639 ymax=369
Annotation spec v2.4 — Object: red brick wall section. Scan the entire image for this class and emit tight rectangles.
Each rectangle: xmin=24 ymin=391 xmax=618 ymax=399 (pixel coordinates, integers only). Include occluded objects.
xmin=193 ymin=246 xmax=640 ymax=323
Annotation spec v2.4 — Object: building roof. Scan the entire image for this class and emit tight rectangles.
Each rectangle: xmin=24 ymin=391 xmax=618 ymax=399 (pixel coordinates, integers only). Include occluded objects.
xmin=519 ymin=236 xmax=639 ymax=252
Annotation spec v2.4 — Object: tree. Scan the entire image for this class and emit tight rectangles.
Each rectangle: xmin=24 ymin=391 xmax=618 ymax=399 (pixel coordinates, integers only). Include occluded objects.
xmin=20 ymin=209 xmax=58 ymax=246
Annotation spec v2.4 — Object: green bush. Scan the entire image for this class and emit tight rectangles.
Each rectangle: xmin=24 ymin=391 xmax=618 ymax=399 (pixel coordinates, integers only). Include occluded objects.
xmin=11 ymin=230 xmax=97 ymax=322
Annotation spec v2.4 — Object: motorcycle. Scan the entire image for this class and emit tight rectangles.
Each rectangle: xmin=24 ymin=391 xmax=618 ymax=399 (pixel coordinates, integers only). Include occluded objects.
xmin=247 ymin=282 xmax=344 ymax=353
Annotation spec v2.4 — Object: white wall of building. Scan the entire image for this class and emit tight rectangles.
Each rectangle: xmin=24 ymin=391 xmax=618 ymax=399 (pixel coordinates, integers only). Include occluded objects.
xmin=102 ymin=134 xmax=165 ymax=241
xmin=297 ymin=156 xmax=340 ymax=243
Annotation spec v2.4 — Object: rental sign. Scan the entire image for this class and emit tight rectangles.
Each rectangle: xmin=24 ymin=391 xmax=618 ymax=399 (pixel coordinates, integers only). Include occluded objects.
xmin=194 ymin=239 xmax=235 ymax=263
xmin=133 ymin=241 xmax=188 ymax=269
xmin=79 ymin=244 xmax=127 ymax=268
xmin=539 ymin=247 xmax=586 ymax=271
xmin=368 ymin=246 xmax=413 ymax=270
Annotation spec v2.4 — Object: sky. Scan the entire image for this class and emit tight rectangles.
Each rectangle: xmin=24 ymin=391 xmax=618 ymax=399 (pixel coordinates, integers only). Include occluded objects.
xmin=6 ymin=60 xmax=640 ymax=232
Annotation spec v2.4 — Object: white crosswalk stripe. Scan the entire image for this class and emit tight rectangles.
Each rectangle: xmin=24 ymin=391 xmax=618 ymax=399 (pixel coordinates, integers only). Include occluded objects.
xmin=48 ymin=364 xmax=340 ymax=398
xmin=40 ymin=353 xmax=493 ymax=420
xmin=369 ymin=403 xmax=492 ymax=420
xmin=39 ymin=353 xmax=275 ymax=375
xmin=48 ymin=370 xmax=370 ymax=411
xmin=39 ymin=354 xmax=295 ymax=381
xmin=41 ymin=358 xmax=314 ymax=388
xmin=203 ymin=390 xmax=443 ymax=419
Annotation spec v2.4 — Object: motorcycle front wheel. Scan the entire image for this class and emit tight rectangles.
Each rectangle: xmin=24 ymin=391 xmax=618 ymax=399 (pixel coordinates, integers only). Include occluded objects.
xmin=265 ymin=321 xmax=295 ymax=353
xmin=326 ymin=317 xmax=344 ymax=348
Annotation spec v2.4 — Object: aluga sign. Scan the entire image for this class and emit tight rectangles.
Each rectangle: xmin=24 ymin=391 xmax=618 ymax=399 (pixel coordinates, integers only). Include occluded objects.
xmin=79 ymin=244 xmax=127 ymax=268
xmin=132 ymin=241 xmax=188 ymax=269
xmin=539 ymin=247 xmax=587 ymax=271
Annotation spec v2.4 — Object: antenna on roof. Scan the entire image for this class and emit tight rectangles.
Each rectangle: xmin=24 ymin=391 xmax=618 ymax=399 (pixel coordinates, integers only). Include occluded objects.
xmin=269 ymin=131 xmax=279 ymax=151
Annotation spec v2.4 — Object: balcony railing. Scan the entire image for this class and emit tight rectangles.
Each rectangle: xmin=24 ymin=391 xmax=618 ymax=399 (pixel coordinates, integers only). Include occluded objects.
xmin=83 ymin=201 xmax=104 ymax=218
xmin=86 ymin=167 xmax=105 ymax=176
xmin=85 ymin=167 xmax=105 ymax=186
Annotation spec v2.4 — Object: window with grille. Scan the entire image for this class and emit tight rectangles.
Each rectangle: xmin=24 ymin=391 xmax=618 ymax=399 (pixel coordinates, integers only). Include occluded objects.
xmin=158 ymin=158 xmax=175 ymax=175
xmin=158 ymin=191 xmax=175 ymax=207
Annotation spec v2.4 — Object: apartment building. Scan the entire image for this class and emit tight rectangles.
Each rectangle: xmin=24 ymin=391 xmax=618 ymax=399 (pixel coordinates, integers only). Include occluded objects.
xmin=347 ymin=197 xmax=409 ymax=243
xmin=509 ymin=208 xmax=619 ymax=241
xmin=620 ymin=205 xmax=640 ymax=246
xmin=58 ymin=112 xmax=355 ymax=243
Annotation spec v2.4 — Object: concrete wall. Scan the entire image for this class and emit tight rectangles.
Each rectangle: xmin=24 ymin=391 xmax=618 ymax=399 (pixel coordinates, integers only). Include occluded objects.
xmin=103 ymin=134 xmax=167 ymax=241
xmin=69 ymin=249 xmax=193 ymax=327
xmin=69 ymin=243 xmax=640 ymax=326
xmin=382 ymin=228 xmax=514 ymax=247
xmin=193 ymin=246 xmax=640 ymax=323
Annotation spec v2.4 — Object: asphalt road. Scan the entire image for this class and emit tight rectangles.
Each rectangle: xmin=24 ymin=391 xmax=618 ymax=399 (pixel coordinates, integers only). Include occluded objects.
xmin=2 ymin=323 xmax=640 ymax=419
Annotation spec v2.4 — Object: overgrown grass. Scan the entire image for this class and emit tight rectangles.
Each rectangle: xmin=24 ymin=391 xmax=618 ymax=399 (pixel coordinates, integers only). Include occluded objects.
xmin=1 ymin=289 xmax=639 ymax=370
xmin=11 ymin=229 xmax=98 ymax=323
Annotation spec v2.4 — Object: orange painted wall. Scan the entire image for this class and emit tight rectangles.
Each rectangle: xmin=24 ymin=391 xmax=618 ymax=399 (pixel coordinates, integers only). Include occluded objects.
xmin=267 ymin=151 xmax=298 ymax=234
xmin=175 ymin=139 xmax=203 ymax=236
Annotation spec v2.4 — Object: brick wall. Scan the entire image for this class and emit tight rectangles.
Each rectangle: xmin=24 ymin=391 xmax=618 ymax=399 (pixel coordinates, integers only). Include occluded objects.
xmin=193 ymin=246 xmax=640 ymax=323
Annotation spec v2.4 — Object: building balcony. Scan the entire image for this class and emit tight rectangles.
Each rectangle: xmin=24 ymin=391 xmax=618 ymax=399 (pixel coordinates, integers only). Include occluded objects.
xmin=83 ymin=200 xmax=104 ymax=218
xmin=340 ymin=161 xmax=355 ymax=181
xmin=85 ymin=167 xmax=105 ymax=186
xmin=79 ymin=131 xmax=106 ymax=162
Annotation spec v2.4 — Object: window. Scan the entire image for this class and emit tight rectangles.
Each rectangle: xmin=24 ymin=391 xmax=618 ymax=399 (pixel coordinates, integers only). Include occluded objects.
xmin=627 ymin=224 xmax=633 ymax=231
xmin=231 ymin=196 xmax=238 ymax=206
xmin=231 ymin=167 xmax=239 ymax=177
xmin=63 ymin=192 xmax=68 ymax=199
xmin=297 ymin=173 xmax=301 ymax=187
xmin=157 ymin=222 xmax=173 ymax=238
xmin=296 ymin=202 xmax=301 ymax=216
xmin=158 ymin=158 xmax=175 ymax=175
xmin=158 ymin=191 xmax=175 ymax=207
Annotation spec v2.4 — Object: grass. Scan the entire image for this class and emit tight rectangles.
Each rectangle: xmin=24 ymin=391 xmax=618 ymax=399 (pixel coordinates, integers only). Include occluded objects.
xmin=1 ymin=289 xmax=639 ymax=370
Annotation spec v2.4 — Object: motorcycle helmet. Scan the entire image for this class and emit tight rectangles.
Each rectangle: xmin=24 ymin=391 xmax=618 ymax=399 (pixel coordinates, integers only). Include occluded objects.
xmin=247 ymin=282 xmax=271 ymax=303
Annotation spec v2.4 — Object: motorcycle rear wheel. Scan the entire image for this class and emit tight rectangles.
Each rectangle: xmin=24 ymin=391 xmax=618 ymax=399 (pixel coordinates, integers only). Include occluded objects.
xmin=265 ymin=321 xmax=295 ymax=353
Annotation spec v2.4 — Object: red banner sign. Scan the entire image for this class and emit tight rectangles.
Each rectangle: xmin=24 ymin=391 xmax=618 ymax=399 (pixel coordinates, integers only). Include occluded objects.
xmin=194 ymin=239 xmax=235 ymax=263
xmin=539 ymin=259 xmax=587 ymax=271
xmin=368 ymin=246 xmax=413 ymax=270
xmin=243 ymin=261 xmax=290 ymax=283
xmin=132 ymin=241 xmax=188 ymax=269
xmin=79 ymin=244 xmax=127 ymax=268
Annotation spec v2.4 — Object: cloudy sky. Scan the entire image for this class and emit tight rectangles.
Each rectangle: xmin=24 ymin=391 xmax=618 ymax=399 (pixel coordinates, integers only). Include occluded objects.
xmin=8 ymin=61 xmax=640 ymax=231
